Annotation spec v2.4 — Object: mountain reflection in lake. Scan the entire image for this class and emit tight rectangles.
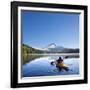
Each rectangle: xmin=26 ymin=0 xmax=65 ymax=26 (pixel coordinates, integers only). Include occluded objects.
xmin=22 ymin=55 xmax=79 ymax=77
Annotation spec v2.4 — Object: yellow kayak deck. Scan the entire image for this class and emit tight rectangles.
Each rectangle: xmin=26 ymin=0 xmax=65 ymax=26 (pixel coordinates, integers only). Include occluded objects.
xmin=57 ymin=62 xmax=69 ymax=68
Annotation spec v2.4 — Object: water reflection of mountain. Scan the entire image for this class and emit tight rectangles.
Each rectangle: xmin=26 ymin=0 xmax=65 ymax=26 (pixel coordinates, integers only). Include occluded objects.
xmin=23 ymin=55 xmax=44 ymax=64
xmin=23 ymin=54 xmax=79 ymax=65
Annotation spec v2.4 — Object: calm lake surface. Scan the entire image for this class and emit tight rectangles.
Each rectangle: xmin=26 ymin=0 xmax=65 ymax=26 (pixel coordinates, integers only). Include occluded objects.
xmin=22 ymin=55 xmax=80 ymax=77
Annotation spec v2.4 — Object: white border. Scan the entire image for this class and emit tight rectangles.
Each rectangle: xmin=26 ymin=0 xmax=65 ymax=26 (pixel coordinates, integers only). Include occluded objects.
xmin=18 ymin=6 xmax=84 ymax=83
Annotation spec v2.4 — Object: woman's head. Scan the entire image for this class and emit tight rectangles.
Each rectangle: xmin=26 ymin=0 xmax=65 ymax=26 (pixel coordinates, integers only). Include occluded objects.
xmin=57 ymin=57 xmax=63 ymax=63
xmin=59 ymin=57 xmax=62 ymax=60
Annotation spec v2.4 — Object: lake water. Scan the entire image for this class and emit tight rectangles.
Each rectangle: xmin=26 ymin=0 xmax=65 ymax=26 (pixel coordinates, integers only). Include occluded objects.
xmin=22 ymin=55 xmax=80 ymax=77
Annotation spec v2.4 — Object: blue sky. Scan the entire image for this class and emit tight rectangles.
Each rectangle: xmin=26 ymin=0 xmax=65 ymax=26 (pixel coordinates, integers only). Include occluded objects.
xmin=21 ymin=10 xmax=79 ymax=48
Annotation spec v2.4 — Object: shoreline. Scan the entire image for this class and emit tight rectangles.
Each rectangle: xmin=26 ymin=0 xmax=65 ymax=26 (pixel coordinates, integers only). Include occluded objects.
xmin=23 ymin=53 xmax=79 ymax=56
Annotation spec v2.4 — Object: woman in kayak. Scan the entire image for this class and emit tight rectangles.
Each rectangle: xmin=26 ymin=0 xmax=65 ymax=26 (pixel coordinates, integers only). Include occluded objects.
xmin=51 ymin=57 xmax=69 ymax=71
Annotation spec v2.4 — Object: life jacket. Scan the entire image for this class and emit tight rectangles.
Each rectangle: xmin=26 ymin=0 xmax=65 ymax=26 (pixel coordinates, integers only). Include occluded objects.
xmin=57 ymin=62 xmax=68 ymax=68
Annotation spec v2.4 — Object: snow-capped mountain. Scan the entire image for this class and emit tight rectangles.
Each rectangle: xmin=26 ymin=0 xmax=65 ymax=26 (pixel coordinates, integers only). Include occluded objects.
xmin=47 ymin=43 xmax=56 ymax=48
xmin=33 ymin=43 xmax=65 ymax=52
xmin=42 ymin=43 xmax=65 ymax=52
xmin=23 ymin=43 xmax=79 ymax=54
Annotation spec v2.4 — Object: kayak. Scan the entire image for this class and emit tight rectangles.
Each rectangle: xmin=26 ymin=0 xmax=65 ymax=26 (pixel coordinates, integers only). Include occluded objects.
xmin=57 ymin=62 xmax=69 ymax=68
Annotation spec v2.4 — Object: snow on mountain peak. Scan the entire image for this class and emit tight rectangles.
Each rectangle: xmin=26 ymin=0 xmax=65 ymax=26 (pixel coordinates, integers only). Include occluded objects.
xmin=46 ymin=43 xmax=56 ymax=48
